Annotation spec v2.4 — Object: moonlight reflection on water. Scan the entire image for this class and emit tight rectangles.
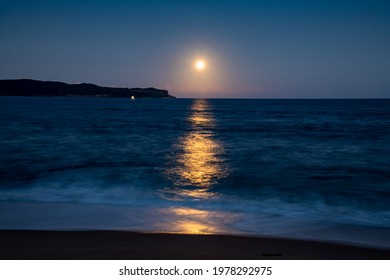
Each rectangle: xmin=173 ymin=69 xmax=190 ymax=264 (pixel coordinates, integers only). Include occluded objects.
xmin=165 ymin=99 xmax=229 ymax=200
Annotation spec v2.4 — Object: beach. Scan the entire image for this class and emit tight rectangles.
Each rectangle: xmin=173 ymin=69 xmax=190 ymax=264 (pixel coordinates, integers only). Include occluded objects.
xmin=1 ymin=230 xmax=389 ymax=260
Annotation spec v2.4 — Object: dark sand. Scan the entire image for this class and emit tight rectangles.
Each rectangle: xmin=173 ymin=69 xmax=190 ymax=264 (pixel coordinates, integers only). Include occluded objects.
xmin=0 ymin=230 xmax=389 ymax=260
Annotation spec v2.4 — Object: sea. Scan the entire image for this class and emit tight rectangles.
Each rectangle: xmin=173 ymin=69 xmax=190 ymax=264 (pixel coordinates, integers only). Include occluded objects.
xmin=0 ymin=96 xmax=389 ymax=248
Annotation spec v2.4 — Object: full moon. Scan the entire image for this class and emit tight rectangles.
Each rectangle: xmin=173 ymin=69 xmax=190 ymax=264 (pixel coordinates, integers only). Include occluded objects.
xmin=195 ymin=60 xmax=206 ymax=70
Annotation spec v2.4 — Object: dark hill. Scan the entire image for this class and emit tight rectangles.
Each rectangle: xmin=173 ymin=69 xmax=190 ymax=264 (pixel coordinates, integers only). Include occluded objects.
xmin=0 ymin=79 xmax=175 ymax=98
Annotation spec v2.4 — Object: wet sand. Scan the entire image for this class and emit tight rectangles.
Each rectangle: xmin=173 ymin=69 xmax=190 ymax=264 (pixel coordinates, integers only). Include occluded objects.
xmin=0 ymin=230 xmax=389 ymax=260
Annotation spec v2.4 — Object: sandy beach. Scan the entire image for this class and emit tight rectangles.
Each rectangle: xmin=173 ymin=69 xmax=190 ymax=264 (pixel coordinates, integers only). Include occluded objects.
xmin=0 ymin=230 xmax=389 ymax=260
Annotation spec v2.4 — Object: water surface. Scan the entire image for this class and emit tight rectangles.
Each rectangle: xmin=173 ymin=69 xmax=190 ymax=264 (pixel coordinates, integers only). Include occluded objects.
xmin=0 ymin=97 xmax=389 ymax=246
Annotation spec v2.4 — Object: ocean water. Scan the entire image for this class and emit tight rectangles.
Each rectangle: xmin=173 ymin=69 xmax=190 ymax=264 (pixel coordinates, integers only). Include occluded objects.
xmin=0 ymin=97 xmax=389 ymax=247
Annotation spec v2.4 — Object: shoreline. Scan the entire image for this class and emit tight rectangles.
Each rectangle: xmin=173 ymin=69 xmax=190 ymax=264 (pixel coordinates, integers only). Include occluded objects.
xmin=1 ymin=201 xmax=389 ymax=251
xmin=1 ymin=230 xmax=389 ymax=260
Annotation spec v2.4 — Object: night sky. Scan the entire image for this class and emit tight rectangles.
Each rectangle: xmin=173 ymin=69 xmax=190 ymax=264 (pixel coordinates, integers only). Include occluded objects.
xmin=1 ymin=0 xmax=389 ymax=98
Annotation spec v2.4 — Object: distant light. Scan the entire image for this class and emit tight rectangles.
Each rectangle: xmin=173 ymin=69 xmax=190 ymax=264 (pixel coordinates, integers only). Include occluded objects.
xmin=195 ymin=60 xmax=206 ymax=70
xmin=131 ymin=96 xmax=135 ymax=100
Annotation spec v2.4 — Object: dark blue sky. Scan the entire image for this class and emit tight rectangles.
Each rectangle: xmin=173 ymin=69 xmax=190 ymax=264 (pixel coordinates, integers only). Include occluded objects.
xmin=1 ymin=0 xmax=389 ymax=98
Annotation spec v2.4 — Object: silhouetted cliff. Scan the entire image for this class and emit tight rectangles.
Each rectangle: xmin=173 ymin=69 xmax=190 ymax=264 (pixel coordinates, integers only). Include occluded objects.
xmin=0 ymin=79 xmax=175 ymax=98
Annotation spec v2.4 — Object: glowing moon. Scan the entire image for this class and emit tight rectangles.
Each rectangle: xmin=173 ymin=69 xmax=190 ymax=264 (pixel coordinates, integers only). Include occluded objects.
xmin=195 ymin=60 xmax=206 ymax=70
